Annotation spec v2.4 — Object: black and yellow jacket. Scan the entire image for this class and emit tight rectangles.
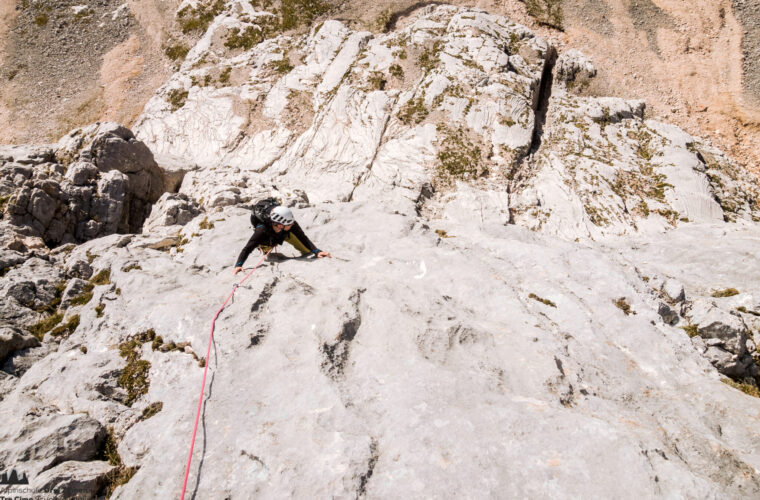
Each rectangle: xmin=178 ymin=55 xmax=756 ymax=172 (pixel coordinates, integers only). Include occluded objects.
xmin=235 ymin=222 xmax=321 ymax=267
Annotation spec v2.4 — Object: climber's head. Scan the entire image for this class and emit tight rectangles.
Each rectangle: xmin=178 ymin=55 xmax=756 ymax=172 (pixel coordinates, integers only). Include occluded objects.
xmin=270 ymin=206 xmax=295 ymax=232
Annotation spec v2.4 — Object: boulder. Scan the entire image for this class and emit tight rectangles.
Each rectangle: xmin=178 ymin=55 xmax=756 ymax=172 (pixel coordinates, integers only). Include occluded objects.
xmin=555 ymin=49 xmax=597 ymax=84
xmin=142 ymin=193 xmax=201 ymax=232
xmin=658 ymin=303 xmax=679 ymax=326
xmin=32 ymin=460 xmax=115 ymax=499
xmin=662 ymin=279 xmax=686 ymax=303
xmin=0 ymin=410 xmax=106 ymax=478
xmin=0 ymin=325 xmax=39 ymax=363
xmin=60 ymin=279 xmax=90 ymax=308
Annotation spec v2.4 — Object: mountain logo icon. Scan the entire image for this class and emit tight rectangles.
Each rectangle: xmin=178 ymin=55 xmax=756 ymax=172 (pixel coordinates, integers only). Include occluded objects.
xmin=0 ymin=468 xmax=29 ymax=485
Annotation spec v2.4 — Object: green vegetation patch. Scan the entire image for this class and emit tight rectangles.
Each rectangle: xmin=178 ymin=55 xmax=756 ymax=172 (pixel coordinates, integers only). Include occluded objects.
xmin=29 ymin=312 xmax=64 ymax=341
xmin=397 ymin=97 xmax=429 ymax=125
xmin=121 ymin=263 xmax=142 ymax=273
xmin=178 ymin=0 xmax=226 ymax=34
xmin=269 ymin=57 xmax=294 ymax=74
xmin=519 ymin=0 xmax=563 ymax=31
xmin=141 ymin=402 xmax=164 ymax=420
xmin=218 ymin=67 xmax=231 ymax=84
xmin=712 ymin=288 xmax=739 ymax=298
xmin=418 ymin=40 xmax=443 ymax=72
xmin=613 ymin=297 xmax=634 ymax=315
xmin=69 ymin=283 xmax=95 ymax=307
xmin=199 ymin=217 xmax=215 ymax=230
xmin=50 ymin=314 xmax=80 ymax=338
xmin=168 ymin=88 xmax=189 ymax=111
xmin=165 ymin=43 xmax=190 ymax=61
xmin=95 ymin=303 xmax=105 ymax=318
xmin=435 ymin=125 xmax=485 ymax=184
xmin=737 ymin=306 xmax=760 ymax=317
xmin=225 ymin=25 xmax=267 ymax=50
xmin=99 ymin=428 xmax=139 ymax=498
xmin=529 ymin=293 xmax=557 ymax=308
xmin=118 ymin=330 xmax=155 ymax=407
xmin=35 ymin=280 xmax=68 ymax=314
xmin=389 ymin=63 xmax=404 ymax=80
xmin=721 ymin=377 xmax=760 ymax=398
xmin=680 ymin=324 xmax=699 ymax=338
xmin=90 ymin=269 xmax=112 ymax=286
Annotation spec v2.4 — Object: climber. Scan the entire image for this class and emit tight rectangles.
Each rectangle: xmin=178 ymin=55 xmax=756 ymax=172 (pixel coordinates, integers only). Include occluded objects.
xmin=233 ymin=200 xmax=331 ymax=274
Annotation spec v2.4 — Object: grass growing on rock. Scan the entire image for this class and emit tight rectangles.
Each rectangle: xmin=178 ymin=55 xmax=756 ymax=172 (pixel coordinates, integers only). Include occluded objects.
xmin=90 ymin=269 xmax=111 ymax=286
xmin=50 ymin=314 xmax=80 ymax=338
xmin=118 ymin=330 xmax=155 ymax=407
xmin=435 ymin=125 xmax=485 ymax=185
xmin=121 ymin=263 xmax=142 ymax=272
xmin=712 ymin=288 xmax=739 ymax=298
xmin=29 ymin=312 xmax=64 ymax=340
xmin=520 ymin=0 xmax=564 ymax=30
xmin=397 ymin=97 xmax=429 ymax=125
xmin=613 ymin=297 xmax=634 ymax=315
xmin=529 ymin=293 xmax=557 ymax=308
xmin=99 ymin=428 xmax=139 ymax=498
xmin=721 ymin=378 xmax=760 ymax=398
xmin=681 ymin=324 xmax=699 ymax=337
xmin=140 ymin=402 xmax=164 ymax=420
xmin=177 ymin=0 xmax=226 ymax=34
xmin=69 ymin=283 xmax=95 ymax=306
xmin=164 ymin=43 xmax=189 ymax=61
xmin=95 ymin=303 xmax=105 ymax=318
xmin=35 ymin=280 xmax=67 ymax=314
xmin=168 ymin=88 xmax=189 ymax=111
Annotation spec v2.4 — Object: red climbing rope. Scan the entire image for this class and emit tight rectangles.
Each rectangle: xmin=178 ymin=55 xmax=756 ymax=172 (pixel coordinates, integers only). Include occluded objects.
xmin=180 ymin=248 xmax=273 ymax=500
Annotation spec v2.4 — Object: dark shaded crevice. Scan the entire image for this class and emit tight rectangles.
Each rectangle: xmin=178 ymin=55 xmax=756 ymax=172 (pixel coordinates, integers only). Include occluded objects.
xmin=356 ymin=438 xmax=379 ymax=498
xmin=528 ymin=46 xmax=558 ymax=155
xmin=250 ymin=277 xmax=279 ymax=315
xmin=320 ymin=289 xmax=365 ymax=381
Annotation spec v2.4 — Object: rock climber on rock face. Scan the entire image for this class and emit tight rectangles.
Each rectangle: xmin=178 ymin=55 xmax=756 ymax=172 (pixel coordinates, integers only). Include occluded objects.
xmin=233 ymin=200 xmax=331 ymax=275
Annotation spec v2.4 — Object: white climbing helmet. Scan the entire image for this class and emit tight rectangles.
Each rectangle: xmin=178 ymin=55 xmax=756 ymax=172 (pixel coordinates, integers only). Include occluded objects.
xmin=270 ymin=206 xmax=295 ymax=225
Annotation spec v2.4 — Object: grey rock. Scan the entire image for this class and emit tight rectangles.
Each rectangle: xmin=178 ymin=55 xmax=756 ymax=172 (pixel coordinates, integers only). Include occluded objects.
xmin=0 ymin=325 xmax=39 ymax=363
xmin=64 ymin=161 xmax=99 ymax=186
xmin=32 ymin=460 xmax=115 ymax=500
xmin=61 ymin=279 xmax=90 ymax=308
xmin=153 ymin=153 xmax=198 ymax=193
xmin=0 ymin=249 xmax=26 ymax=272
xmin=662 ymin=279 xmax=686 ymax=303
xmin=143 ymin=193 xmax=201 ymax=232
xmin=555 ymin=49 xmax=597 ymax=84
xmin=687 ymin=299 xmax=749 ymax=355
xmin=27 ymin=188 xmax=56 ymax=227
xmin=0 ymin=409 xmax=106 ymax=478
xmin=67 ymin=259 xmax=93 ymax=280
xmin=658 ymin=302 xmax=679 ymax=325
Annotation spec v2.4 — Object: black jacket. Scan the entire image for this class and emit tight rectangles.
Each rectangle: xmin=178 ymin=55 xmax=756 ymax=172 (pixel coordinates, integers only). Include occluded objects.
xmin=235 ymin=222 xmax=320 ymax=267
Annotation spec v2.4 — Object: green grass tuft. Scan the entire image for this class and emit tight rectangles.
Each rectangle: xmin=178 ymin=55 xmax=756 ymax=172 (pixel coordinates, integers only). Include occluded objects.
xmin=141 ymin=402 xmax=164 ymax=420
xmin=168 ymin=88 xmax=189 ymax=111
xmin=529 ymin=293 xmax=557 ymax=308
xmin=29 ymin=312 xmax=64 ymax=340
xmin=721 ymin=377 xmax=760 ymax=398
xmin=712 ymin=288 xmax=739 ymax=298
xmin=613 ymin=297 xmax=634 ymax=315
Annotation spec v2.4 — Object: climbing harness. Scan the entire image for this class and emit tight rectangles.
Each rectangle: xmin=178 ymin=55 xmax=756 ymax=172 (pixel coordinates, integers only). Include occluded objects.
xmin=180 ymin=248 xmax=273 ymax=500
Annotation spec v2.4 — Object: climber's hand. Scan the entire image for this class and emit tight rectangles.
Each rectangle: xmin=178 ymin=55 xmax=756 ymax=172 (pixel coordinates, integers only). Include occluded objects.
xmin=233 ymin=266 xmax=243 ymax=275
xmin=317 ymin=251 xmax=331 ymax=259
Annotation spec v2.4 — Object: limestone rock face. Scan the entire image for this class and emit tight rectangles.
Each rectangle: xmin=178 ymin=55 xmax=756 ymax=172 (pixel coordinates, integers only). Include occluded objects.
xmin=0 ymin=325 xmax=38 ymax=363
xmin=0 ymin=123 xmax=170 ymax=251
xmin=31 ymin=460 xmax=115 ymax=500
xmin=0 ymin=3 xmax=759 ymax=500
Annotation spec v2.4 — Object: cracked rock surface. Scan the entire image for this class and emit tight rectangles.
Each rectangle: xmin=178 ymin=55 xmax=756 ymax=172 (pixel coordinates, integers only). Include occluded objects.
xmin=0 ymin=3 xmax=760 ymax=499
